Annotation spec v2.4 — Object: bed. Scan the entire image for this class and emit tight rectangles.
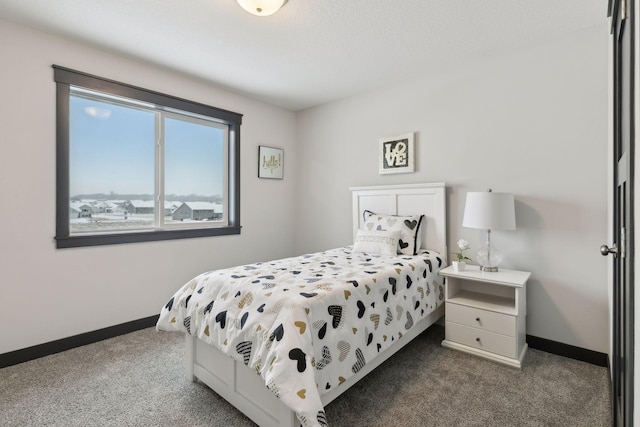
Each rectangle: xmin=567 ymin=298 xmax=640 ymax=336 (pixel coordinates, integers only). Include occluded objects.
xmin=156 ymin=182 xmax=447 ymax=427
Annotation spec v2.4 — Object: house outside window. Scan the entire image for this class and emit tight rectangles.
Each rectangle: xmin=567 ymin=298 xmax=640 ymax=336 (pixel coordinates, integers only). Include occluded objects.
xmin=54 ymin=66 xmax=242 ymax=248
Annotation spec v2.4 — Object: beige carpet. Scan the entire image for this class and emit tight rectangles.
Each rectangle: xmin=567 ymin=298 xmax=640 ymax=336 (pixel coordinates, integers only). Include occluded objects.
xmin=0 ymin=325 xmax=611 ymax=426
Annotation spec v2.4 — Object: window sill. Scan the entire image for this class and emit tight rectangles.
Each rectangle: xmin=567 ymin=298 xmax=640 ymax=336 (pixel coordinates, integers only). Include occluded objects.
xmin=55 ymin=226 xmax=241 ymax=248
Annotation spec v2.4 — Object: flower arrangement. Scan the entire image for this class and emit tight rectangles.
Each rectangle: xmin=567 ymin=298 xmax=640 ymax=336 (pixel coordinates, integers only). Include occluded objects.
xmin=452 ymin=239 xmax=472 ymax=262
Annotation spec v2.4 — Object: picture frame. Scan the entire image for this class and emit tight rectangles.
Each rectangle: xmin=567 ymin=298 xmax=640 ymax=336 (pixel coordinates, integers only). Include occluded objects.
xmin=258 ymin=146 xmax=284 ymax=179
xmin=379 ymin=132 xmax=415 ymax=175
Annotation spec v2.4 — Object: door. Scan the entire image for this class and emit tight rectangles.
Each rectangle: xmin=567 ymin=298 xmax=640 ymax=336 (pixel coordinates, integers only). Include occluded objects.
xmin=603 ymin=1 xmax=635 ymax=426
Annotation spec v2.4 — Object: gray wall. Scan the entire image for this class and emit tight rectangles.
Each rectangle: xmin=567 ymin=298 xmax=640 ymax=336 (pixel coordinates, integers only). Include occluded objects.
xmin=0 ymin=19 xmax=298 ymax=354
xmin=295 ymin=25 xmax=609 ymax=353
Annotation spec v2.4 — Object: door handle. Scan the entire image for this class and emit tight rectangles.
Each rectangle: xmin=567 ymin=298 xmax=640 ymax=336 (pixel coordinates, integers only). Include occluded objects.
xmin=600 ymin=244 xmax=619 ymax=256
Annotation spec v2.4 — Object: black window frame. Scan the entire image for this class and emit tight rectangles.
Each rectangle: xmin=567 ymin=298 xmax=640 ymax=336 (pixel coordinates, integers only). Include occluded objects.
xmin=54 ymin=65 xmax=242 ymax=249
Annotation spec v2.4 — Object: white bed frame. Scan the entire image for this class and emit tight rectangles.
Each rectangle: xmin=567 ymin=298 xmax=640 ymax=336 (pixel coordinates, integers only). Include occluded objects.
xmin=185 ymin=182 xmax=447 ymax=427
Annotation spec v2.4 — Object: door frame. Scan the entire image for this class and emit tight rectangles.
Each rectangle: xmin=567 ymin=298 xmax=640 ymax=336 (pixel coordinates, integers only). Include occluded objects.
xmin=635 ymin=0 xmax=639 ymax=421
xmin=634 ymin=0 xmax=639 ymax=422
xmin=608 ymin=0 xmax=635 ymax=425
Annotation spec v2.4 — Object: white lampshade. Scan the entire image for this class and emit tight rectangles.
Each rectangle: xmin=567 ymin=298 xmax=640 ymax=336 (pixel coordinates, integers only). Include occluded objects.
xmin=237 ymin=0 xmax=288 ymax=16
xmin=462 ymin=191 xmax=516 ymax=231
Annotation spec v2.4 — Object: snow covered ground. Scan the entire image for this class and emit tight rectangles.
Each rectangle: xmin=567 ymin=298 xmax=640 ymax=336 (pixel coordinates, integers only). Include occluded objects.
xmin=70 ymin=213 xmax=216 ymax=233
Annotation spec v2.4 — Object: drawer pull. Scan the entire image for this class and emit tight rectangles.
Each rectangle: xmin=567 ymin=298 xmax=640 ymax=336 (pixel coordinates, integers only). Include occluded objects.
xmin=475 ymin=317 xmax=480 ymax=322
xmin=475 ymin=337 xmax=480 ymax=342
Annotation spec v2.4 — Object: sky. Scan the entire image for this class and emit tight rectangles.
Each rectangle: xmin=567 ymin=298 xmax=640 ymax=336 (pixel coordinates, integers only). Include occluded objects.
xmin=69 ymin=94 xmax=224 ymax=198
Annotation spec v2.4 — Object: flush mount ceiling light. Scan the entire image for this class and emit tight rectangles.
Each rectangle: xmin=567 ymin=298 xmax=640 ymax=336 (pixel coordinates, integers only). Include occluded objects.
xmin=236 ymin=0 xmax=288 ymax=16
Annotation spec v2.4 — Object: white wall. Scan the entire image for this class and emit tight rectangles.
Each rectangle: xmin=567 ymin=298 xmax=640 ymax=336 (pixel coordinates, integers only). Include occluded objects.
xmin=295 ymin=25 xmax=610 ymax=353
xmin=0 ymin=19 xmax=297 ymax=354
xmin=0 ymin=18 xmax=611 ymax=356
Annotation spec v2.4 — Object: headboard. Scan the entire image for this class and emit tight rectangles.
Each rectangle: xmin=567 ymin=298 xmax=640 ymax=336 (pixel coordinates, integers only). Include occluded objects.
xmin=350 ymin=182 xmax=447 ymax=257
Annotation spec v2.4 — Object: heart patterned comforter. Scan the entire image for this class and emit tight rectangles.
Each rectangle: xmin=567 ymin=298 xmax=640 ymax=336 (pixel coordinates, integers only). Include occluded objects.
xmin=156 ymin=247 xmax=445 ymax=427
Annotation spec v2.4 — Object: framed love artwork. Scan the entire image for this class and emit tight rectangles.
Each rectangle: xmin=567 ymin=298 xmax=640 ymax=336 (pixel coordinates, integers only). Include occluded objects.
xmin=379 ymin=132 xmax=414 ymax=175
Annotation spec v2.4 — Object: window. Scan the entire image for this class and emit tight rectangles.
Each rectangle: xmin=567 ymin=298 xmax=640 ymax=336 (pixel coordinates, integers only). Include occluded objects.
xmin=54 ymin=66 xmax=242 ymax=248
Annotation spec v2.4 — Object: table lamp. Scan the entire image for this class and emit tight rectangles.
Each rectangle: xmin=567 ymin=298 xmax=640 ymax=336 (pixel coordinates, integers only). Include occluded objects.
xmin=462 ymin=189 xmax=516 ymax=272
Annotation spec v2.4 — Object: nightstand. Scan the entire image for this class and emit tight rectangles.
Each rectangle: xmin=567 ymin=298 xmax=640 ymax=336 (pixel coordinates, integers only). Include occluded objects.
xmin=439 ymin=265 xmax=531 ymax=369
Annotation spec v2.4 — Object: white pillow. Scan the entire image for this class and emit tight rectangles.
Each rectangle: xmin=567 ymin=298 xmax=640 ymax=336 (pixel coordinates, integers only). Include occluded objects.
xmin=362 ymin=210 xmax=424 ymax=255
xmin=353 ymin=229 xmax=400 ymax=256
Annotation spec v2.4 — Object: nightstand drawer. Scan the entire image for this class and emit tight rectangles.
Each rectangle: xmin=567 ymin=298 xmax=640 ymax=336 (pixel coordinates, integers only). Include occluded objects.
xmin=445 ymin=321 xmax=516 ymax=359
xmin=446 ymin=303 xmax=516 ymax=337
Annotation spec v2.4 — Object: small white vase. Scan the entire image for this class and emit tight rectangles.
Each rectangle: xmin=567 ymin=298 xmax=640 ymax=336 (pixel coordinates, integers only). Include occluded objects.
xmin=452 ymin=261 xmax=466 ymax=272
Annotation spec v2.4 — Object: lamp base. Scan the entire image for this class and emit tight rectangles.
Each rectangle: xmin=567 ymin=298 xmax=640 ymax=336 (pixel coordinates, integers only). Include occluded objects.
xmin=476 ymin=230 xmax=503 ymax=273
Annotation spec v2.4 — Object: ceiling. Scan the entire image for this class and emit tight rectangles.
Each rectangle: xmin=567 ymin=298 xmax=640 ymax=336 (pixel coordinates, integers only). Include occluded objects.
xmin=0 ymin=0 xmax=607 ymax=111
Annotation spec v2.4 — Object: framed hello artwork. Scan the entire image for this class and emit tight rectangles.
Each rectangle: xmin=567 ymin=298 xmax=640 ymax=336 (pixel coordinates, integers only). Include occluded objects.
xmin=258 ymin=146 xmax=284 ymax=179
